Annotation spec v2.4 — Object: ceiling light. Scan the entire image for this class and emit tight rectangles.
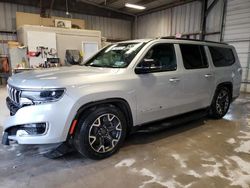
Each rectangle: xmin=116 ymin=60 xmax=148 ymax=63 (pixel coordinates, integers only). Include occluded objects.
xmin=125 ymin=3 xmax=146 ymax=10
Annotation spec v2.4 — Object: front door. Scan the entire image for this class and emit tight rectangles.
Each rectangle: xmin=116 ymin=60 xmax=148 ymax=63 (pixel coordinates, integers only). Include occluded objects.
xmin=135 ymin=43 xmax=184 ymax=124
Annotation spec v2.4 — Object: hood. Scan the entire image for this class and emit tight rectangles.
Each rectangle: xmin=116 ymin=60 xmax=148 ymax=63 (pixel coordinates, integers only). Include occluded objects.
xmin=8 ymin=66 xmax=120 ymax=89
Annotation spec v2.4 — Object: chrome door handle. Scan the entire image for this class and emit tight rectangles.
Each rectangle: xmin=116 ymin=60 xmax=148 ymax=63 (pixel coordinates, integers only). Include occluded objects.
xmin=204 ymin=74 xmax=213 ymax=78
xmin=169 ymin=78 xmax=180 ymax=82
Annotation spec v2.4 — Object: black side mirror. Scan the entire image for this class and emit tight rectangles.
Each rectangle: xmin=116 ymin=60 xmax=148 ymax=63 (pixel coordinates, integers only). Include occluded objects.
xmin=135 ymin=58 xmax=161 ymax=74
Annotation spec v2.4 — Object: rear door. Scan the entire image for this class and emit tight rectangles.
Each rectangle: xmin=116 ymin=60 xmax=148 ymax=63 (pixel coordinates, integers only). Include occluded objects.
xmin=177 ymin=44 xmax=215 ymax=110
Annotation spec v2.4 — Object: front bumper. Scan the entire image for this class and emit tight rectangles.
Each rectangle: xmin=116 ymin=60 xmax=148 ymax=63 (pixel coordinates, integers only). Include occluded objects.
xmin=2 ymin=94 xmax=76 ymax=145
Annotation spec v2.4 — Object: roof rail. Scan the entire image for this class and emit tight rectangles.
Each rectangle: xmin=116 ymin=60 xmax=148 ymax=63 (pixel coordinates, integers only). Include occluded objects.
xmin=159 ymin=36 xmax=228 ymax=45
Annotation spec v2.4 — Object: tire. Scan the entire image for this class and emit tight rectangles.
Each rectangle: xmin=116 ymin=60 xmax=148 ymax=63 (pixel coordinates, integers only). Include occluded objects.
xmin=209 ymin=86 xmax=231 ymax=119
xmin=74 ymin=105 xmax=127 ymax=160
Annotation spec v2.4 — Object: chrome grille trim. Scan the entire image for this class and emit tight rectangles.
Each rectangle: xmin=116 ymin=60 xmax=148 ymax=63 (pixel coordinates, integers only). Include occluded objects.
xmin=7 ymin=85 xmax=21 ymax=104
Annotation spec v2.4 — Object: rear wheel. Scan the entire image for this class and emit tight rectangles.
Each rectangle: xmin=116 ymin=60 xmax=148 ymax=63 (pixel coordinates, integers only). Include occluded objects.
xmin=210 ymin=86 xmax=231 ymax=119
xmin=74 ymin=105 xmax=127 ymax=159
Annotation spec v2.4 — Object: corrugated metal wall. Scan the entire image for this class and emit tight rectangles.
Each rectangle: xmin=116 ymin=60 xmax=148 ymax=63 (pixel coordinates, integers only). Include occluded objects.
xmin=0 ymin=2 xmax=132 ymax=56
xmin=136 ymin=1 xmax=202 ymax=39
xmin=222 ymin=0 xmax=250 ymax=92
xmin=136 ymin=0 xmax=226 ymax=41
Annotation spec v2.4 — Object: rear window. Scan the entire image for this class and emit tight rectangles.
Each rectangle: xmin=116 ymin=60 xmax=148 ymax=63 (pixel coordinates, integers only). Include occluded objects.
xmin=208 ymin=46 xmax=235 ymax=67
xmin=180 ymin=44 xmax=208 ymax=69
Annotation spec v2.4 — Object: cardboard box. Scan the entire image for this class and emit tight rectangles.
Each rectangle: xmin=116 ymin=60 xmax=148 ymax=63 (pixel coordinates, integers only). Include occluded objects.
xmin=16 ymin=12 xmax=41 ymax=29
xmin=16 ymin=12 xmax=85 ymax=29
xmin=55 ymin=19 xmax=72 ymax=28
xmin=7 ymin=41 xmax=19 ymax=49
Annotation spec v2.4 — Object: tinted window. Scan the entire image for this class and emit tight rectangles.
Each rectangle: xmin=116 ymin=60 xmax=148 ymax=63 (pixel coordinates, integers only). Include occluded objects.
xmin=209 ymin=46 xmax=235 ymax=67
xmin=180 ymin=44 xmax=208 ymax=69
xmin=137 ymin=43 xmax=177 ymax=72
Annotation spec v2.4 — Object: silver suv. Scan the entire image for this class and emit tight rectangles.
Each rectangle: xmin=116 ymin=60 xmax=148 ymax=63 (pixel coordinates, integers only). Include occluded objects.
xmin=2 ymin=38 xmax=242 ymax=159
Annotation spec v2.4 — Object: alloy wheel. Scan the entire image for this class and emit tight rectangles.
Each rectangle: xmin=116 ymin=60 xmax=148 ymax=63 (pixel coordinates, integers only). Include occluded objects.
xmin=88 ymin=113 xmax=122 ymax=153
xmin=216 ymin=89 xmax=229 ymax=115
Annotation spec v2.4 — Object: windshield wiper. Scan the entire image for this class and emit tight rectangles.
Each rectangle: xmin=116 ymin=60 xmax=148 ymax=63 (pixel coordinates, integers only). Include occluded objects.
xmin=85 ymin=64 xmax=114 ymax=68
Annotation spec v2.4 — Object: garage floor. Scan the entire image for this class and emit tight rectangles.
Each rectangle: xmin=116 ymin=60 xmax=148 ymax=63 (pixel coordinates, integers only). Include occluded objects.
xmin=0 ymin=86 xmax=250 ymax=188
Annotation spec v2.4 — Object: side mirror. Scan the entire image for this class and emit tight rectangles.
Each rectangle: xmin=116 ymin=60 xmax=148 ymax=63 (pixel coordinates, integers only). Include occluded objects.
xmin=135 ymin=58 xmax=161 ymax=74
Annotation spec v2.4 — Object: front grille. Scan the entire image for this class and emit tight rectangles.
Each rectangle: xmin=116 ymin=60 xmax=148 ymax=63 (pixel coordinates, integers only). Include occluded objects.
xmin=7 ymin=85 xmax=21 ymax=104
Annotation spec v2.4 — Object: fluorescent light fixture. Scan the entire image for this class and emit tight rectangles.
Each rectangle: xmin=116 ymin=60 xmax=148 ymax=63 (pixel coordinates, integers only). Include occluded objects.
xmin=125 ymin=3 xmax=146 ymax=10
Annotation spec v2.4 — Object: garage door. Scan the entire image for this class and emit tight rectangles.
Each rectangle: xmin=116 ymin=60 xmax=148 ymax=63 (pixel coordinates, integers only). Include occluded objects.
xmin=223 ymin=0 xmax=250 ymax=92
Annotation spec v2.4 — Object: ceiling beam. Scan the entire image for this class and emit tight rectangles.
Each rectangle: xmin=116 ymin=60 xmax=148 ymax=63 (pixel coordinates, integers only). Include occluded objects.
xmin=100 ymin=0 xmax=120 ymax=6
xmin=205 ymin=0 xmax=219 ymax=16
xmin=0 ymin=0 xmax=135 ymax=21
xmin=134 ymin=0 xmax=158 ymax=5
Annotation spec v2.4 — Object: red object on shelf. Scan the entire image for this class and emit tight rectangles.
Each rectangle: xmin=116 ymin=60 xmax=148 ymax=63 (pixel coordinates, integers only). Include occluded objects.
xmin=28 ymin=51 xmax=38 ymax=57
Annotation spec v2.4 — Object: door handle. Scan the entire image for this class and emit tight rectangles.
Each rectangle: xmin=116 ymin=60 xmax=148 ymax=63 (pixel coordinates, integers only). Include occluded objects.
xmin=204 ymin=74 xmax=213 ymax=78
xmin=169 ymin=78 xmax=180 ymax=82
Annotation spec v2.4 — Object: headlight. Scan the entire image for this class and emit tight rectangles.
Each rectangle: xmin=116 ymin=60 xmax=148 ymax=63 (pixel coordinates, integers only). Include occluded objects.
xmin=20 ymin=89 xmax=65 ymax=105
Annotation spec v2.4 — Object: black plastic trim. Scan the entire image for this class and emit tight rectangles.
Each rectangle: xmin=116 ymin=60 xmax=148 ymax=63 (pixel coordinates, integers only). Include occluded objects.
xmin=69 ymin=98 xmax=134 ymax=137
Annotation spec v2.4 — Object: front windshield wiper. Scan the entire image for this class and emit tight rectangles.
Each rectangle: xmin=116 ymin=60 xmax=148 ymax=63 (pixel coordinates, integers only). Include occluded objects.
xmin=85 ymin=64 xmax=115 ymax=68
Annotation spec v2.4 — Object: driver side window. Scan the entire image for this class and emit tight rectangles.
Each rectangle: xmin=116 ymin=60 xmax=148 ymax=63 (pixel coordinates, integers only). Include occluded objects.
xmin=137 ymin=43 xmax=177 ymax=72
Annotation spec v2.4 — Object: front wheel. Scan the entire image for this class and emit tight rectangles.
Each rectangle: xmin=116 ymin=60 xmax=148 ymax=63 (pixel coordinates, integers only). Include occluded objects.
xmin=74 ymin=105 xmax=127 ymax=159
xmin=209 ymin=87 xmax=231 ymax=119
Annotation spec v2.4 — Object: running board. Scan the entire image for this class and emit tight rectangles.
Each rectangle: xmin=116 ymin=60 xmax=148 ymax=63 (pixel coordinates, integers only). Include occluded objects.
xmin=135 ymin=109 xmax=208 ymax=134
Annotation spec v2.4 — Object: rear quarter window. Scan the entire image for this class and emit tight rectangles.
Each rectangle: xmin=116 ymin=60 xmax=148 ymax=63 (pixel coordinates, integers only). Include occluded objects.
xmin=179 ymin=44 xmax=208 ymax=69
xmin=208 ymin=46 xmax=235 ymax=67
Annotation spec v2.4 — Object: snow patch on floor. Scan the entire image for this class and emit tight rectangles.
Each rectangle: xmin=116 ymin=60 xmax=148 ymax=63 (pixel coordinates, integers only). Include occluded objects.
xmin=186 ymin=170 xmax=202 ymax=178
xmin=235 ymin=140 xmax=250 ymax=154
xmin=227 ymin=156 xmax=250 ymax=188
xmin=138 ymin=168 xmax=175 ymax=188
xmin=201 ymin=157 xmax=216 ymax=163
xmin=136 ymin=168 xmax=193 ymax=188
xmin=202 ymin=161 xmax=227 ymax=178
xmin=201 ymin=156 xmax=250 ymax=188
xmin=234 ymin=130 xmax=250 ymax=154
xmin=229 ymin=156 xmax=250 ymax=174
xmin=115 ymin=158 xmax=135 ymax=168
xmin=172 ymin=154 xmax=187 ymax=168
xmin=226 ymin=138 xmax=236 ymax=144
xmin=238 ymin=131 xmax=250 ymax=139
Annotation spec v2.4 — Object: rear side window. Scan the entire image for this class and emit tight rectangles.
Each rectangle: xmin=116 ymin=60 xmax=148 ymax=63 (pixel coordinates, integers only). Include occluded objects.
xmin=180 ymin=44 xmax=208 ymax=69
xmin=208 ymin=46 xmax=235 ymax=67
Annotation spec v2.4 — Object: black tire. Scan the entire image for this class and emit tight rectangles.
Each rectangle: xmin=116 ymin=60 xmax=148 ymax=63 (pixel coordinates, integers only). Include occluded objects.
xmin=209 ymin=86 xmax=231 ymax=119
xmin=74 ymin=105 xmax=127 ymax=160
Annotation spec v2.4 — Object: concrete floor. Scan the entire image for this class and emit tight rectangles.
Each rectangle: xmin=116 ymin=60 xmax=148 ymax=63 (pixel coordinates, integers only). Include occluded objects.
xmin=0 ymin=86 xmax=250 ymax=188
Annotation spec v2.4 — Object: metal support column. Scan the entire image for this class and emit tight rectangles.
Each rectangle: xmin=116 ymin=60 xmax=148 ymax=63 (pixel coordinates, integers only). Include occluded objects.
xmin=200 ymin=0 xmax=208 ymax=40
xmin=219 ymin=0 xmax=227 ymax=42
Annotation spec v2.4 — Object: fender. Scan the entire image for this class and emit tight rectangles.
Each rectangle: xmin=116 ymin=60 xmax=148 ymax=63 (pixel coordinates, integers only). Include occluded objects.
xmin=67 ymin=98 xmax=134 ymax=139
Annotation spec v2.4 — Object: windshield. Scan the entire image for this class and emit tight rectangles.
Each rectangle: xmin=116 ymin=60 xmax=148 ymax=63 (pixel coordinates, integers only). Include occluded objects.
xmin=84 ymin=42 xmax=146 ymax=68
